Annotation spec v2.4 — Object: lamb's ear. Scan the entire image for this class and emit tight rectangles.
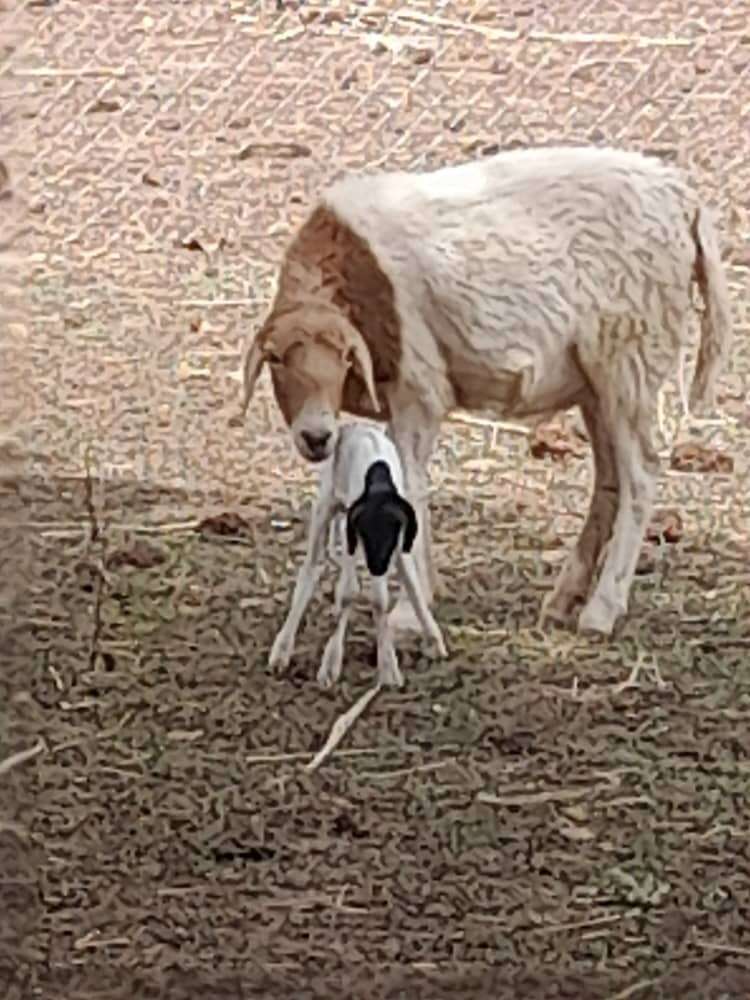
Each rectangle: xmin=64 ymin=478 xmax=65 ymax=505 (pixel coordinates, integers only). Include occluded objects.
xmin=346 ymin=332 xmax=380 ymax=415
xmin=393 ymin=496 xmax=418 ymax=552
xmin=239 ymin=334 xmax=267 ymax=418
xmin=346 ymin=499 xmax=366 ymax=556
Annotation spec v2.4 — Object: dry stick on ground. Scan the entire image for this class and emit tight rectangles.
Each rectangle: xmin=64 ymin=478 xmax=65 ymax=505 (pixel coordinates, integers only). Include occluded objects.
xmin=0 ymin=739 xmax=45 ymax=778
xmin=305 ymin=684 xmax=382 ymax=773
xmin=570 ymin=652 xmax=667 ymax=701
xmin=446 ymin=411 xmax=532 ymax=436
xmin=606 ymin=979 xmax=662 ymax=1000
xmin=246 ymin=744 xmax=422 ymax=766
xmin=12 ymin=67 xmax=129 ymax=78
xmin=476 ymin=783 xmax=613 ymax=808
xmin=390 ymin=10 xmax=694 ymax=47
xmin=82 ymin=447 xmax=108 ymax=670
xmin=537 ymin=652 xmax=668 ymax=704
xmin=694 ymin=939 xmax=750 ymax=958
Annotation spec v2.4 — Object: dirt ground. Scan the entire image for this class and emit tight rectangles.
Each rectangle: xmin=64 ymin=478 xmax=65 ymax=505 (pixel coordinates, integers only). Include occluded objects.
xmin=2 ymin=1 xmax=750 ymax=997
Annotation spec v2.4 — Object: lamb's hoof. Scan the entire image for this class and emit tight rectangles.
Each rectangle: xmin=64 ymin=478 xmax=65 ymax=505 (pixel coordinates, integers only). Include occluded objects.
xmin=577 ymin=595 xmax=623 ymax=637
xmin=388 ymin=599 xmax=422 ymax=636
xmin=317 ymin=638 xmax=343 ymax=688
xmin=268 ymin=632 xmax=294 ymax=670
xmin=377 ymin=647 xmax=404 ymax=688
xmin=432 ymin=632 xmax=448 ymax=659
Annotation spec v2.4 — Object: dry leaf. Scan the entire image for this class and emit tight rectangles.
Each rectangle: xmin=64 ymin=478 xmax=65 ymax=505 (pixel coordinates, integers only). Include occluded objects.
xmin=410 ymin=46 xmax=434 ymax=65
xmin=529 ymin=420 xmax=586 ymax=462
xmin=670 ymin=442 xmax=734 ymax=474
xmin=646 ymin=508 xmax=684 ymax=545
xmin=237 ymin=141 xmax=312 ymax=161
xmin=87 ymin=98 xmax=121 ymax=114
xmin=179 ymin=236 xmax=205 ymax=252
xmin=106 ymin=540 xmax=166 ymax=571
xmin=196 ymin=512 xmax=250 ymax=537
xmin=227 ymin=115 xmax=251 ymax=130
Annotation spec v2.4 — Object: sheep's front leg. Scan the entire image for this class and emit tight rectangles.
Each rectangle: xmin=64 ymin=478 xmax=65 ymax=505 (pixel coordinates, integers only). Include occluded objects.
xmin=370 ymin=575 xmax=403 ymax=688
xmin=396 ymin=553 xmax=448 ymax=659
xmin=389 ymin=416 xmax=440 ymax=635
xmin=317 ymin=556 xmax=359 ymax=688
xmin=268 ymin=497 xmax=333 ymax=670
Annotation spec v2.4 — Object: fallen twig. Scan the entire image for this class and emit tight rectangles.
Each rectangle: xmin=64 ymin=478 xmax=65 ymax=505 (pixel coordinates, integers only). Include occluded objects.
xmin=477 ymin=783 xmax=614 ymax=808
xmin=305 ymin=684 xmax=382 ymax=772
xmin=694 ymin=938 xmax=750 ymax=958
xmin=606 ymin=979 xmax=662 ymax=1000
xmin=13 ymin=67 xmax=128 ymax=78
xmin=177 ymin=298 xmax=258 ymax=307
xmin=50 ymin=710 xmax=134 ymax=753
xmin=542 ymin=652 xmax=668 ymax=703
xmin=360 ymin=758 xmax=454 ymax=780
xmin=245 ymin=743 xmax=421 ymax=766
xmin=447 ymin=411 xmax=532 ymax=436
xmin=391 ymin=10 xmax=695 ymax=47
xmin=0 ymin=739 xmax=45 ymax=777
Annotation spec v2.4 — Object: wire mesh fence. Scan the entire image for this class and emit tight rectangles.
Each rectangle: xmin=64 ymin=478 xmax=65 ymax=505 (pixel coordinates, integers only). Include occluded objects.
xmin=1 ymin=0 xmax=748 ymax=495
xmin=2 ymin=3 xmax=750 ymax=995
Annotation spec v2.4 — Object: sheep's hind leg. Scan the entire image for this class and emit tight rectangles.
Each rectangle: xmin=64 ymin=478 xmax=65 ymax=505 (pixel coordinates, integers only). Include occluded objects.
xmin=576 ymin=342 xmax=662 ymax=636
xmin=540 ymin=395 xmax=619 ymax=627
xmin=317 ymin=557 xmax=359 ymax=688
xmin=370 ymin=575 xmax=403 ymax=687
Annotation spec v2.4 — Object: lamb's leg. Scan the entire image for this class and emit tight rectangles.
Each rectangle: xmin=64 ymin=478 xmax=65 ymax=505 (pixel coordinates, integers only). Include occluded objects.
xmin=268 ymin=497 xmax=333 ymax=669
xmin=317 ymin=556 xmax=359 ymax=688
xmin=540 ymin=395 xmax=619 ymax=626
xmin=396 ymin=553 xmax=448 ymax=658
xmin=370 ymin=575 xmax=403 ymax=688
xmin=389 ymin=416 xmax=440 ymax=635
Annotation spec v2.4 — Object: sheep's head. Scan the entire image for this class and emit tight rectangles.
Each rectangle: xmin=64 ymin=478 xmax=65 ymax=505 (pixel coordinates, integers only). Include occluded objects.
xmin=239 ymin=302 xmax=380 ymax=463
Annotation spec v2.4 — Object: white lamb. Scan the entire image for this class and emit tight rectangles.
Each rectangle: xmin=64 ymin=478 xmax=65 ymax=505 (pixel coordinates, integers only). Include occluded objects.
xmin=240 ymin=145 xmax=733 ymax=638
xmin=268 ymin=420 xmax=448 ymax=688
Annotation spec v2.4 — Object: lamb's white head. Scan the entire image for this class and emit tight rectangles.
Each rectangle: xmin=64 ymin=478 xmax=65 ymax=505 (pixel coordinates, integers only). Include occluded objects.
xmin=239 ymin=303 xmax=380 ymax=464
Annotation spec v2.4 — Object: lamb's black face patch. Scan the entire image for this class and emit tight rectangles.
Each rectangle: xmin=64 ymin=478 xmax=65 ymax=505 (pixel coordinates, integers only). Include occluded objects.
xmin=346 ymin=465 xmax=419 ymax=577
xmin=354 ymin=505 xmax=404 ymax=577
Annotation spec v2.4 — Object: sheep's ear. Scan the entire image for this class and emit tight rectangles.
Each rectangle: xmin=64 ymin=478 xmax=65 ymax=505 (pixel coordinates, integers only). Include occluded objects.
xmin=347 ymin=335 xmax=380 ymax=415
xmin=239 ymin=334 xmax=267 ymax=417
xmin=393 ymin=496 xmax=418 ymax=552
xmin=346 ymin=499 xmax=366 ymax=556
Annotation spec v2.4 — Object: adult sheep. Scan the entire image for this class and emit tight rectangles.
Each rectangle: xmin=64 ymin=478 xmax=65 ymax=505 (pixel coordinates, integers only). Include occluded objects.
xmin=239 ymin=145 xmax=732 ymax=637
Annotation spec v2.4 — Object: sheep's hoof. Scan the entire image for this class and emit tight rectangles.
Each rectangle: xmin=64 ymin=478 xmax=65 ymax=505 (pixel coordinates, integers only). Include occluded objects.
xmin=268 ymin=632 xmax=294 ymax=670
xmin=577 ymin=594 xmax=623 ymax=637
xmin=539 ymin=592 xmax=581 ymax=629
xmin=540 ymin=563 xmax=592 ymax=627
xmin=431 ymin=632 xmax=448 ymax=659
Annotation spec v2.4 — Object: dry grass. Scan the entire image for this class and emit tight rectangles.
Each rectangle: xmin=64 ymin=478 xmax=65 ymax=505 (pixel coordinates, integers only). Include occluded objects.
xmin=2 ymin=1 xmax=749 ymax=997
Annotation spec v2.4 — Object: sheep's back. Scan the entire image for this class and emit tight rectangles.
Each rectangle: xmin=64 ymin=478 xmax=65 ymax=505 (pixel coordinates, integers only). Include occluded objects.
xmin=326 ymin=147 xmax=698 ymax=363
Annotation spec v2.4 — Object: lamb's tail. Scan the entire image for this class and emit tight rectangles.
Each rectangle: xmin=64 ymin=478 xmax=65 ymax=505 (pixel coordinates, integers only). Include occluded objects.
xmin=688 ymin=204 xmax=733 ymax=413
